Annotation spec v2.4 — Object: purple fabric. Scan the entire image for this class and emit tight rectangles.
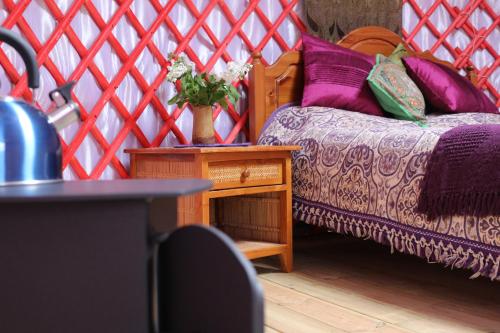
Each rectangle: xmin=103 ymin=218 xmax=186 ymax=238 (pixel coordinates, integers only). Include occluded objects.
xmin=403 ymin=56 xmax=498 ymax=114
xmin=419 ymin=124 xmax=500 ymax=217
xmin=260 ymin=102 xmax=298 ymax=135
xmin=174 ymin=143 xmax=251 ymax=148
xmin=294 ymin=196 xmax=500 ymax=281
xmin=301 ymin=33 xmax=384 ymax=116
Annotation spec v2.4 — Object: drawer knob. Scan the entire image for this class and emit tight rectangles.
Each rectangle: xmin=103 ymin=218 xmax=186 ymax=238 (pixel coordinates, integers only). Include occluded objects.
xmin=241 ymin=168 xmax=251 ymax=181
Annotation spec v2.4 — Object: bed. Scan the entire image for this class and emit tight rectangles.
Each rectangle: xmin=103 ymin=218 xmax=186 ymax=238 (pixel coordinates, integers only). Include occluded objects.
xmin=248 ymin=26 xmax=500 ymax=280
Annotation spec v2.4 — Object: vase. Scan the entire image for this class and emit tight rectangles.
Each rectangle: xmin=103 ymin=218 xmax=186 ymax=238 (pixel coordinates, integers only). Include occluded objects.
xmin=191 ymin=105 xmax=216 ymax=145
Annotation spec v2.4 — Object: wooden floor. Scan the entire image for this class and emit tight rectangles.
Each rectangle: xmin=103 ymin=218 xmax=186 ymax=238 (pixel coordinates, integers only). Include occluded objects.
xmin=256 ymin=231 xmax=500 ymax=333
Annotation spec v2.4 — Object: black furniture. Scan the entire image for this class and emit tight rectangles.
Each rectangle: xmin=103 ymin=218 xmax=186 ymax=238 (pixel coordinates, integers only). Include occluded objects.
xmin=156 ymin=225 xmax=264 ymax=333
xmin=0 ymin=179 xmax=211 ymax=333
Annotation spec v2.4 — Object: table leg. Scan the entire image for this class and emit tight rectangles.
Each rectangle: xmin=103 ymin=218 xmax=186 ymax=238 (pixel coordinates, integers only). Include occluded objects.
xmin=279 ymin=188 xmax=293 ymax=273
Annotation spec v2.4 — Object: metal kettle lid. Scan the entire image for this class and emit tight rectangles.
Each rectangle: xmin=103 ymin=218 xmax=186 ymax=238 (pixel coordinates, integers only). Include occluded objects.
xmin=0 ymin=28 xmax=39 ymax=89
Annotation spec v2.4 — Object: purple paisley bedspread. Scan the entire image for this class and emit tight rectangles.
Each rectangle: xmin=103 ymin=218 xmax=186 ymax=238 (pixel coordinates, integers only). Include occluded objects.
xmin=258 ymin=106 xmax=500 ymax=280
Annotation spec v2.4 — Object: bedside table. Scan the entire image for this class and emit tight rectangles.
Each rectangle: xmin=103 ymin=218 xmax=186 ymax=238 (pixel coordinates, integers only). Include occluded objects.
xmin=126 ymin=145 xmax=300 ymax=272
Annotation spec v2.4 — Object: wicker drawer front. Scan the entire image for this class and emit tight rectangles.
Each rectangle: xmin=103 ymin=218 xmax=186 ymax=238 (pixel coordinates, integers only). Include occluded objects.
xmin=208 ymin=159 xmax=283 ymax=190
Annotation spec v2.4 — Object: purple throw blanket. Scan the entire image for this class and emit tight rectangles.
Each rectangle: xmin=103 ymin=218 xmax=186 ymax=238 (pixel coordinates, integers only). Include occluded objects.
xmin=419 ymin=124 xmax=500 ymax=217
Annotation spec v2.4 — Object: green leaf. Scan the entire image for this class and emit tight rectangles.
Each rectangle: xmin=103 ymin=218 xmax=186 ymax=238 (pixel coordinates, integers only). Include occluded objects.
xmin=219 ymin=99 xmax=228 ymax=109
xmin=168 ymin=95 xmax=179 ymax=105
xmin=198 ymin=89 xmax=209 ymax=105
xmin=228 ymin=85 xmax=239 ymax=96
xmin=195 ymin=75 xmax=206 ymax=87
xmin=213 ymin=89 xmax=226 ymax=100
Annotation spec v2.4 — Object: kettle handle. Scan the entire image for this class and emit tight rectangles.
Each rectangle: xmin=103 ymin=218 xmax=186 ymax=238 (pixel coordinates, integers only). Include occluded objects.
xmin=0 ymin=28 xmax=39 ymax=89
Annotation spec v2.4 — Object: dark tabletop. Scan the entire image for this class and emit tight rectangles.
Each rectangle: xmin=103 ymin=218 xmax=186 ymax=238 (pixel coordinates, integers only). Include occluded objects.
xmin=0 ymin=179 xmax=212 ymax=203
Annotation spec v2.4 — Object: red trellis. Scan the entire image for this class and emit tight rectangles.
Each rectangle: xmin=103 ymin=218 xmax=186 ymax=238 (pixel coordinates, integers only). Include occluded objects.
xmin=0 ymin=0 xmax=498 ymax=180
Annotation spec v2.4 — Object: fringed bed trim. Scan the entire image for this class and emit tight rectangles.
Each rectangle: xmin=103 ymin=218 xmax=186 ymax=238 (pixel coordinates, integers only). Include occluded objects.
xmin=293 ymin=197 xmax=500 ymax=281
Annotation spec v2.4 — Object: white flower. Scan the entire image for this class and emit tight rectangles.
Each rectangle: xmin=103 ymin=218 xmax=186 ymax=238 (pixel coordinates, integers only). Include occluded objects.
xmin=179 ymin=55 xmax=194 ymax=71
xmin=166 ymin=54 xmax=194 ymax=82
xmin=219 ymin=61 xmax=252 ymax=84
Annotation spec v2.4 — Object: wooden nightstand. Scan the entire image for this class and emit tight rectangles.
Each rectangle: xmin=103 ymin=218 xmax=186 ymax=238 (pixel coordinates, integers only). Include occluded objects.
xmin=126 ymin=145 xmax=300 ymax=272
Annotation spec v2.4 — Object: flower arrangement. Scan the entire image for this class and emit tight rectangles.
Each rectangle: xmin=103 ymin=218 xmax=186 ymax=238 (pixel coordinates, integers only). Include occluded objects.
xmin=166 ymin=54 xmax=252 ymax=144
xmin=167 ymin=55 xmax=251 ymax=109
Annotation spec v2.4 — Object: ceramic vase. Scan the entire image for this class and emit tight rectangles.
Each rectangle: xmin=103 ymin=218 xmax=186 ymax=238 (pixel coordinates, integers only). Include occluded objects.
xmin=191 ymin=105 xmax=216 ymax=144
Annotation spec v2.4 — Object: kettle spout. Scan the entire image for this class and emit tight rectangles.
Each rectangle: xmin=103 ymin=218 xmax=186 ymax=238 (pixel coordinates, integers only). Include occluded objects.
xmin=47 ymin=81 xmax=80 ymax=131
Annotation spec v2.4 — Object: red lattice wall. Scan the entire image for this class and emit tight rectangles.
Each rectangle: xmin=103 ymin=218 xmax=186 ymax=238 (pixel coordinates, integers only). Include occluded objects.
xmin=0 ymin=1 xmax=498 ymax=180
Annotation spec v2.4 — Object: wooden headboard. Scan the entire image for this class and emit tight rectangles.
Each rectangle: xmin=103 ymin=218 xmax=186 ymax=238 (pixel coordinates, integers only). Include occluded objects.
xmin=248 ymin=26 xmax=477 ymax=143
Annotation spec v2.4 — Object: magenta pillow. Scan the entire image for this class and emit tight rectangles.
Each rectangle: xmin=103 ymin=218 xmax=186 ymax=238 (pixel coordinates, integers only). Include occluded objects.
xmin=403 ymin=56 xmax=498 ymax=114
xmin=301 ymin=33 xmax=384 ymax=116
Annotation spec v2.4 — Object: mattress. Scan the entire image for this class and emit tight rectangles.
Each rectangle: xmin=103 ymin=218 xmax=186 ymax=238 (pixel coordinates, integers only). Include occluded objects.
xmin=258 ymin=106 xmax=500 ymax=280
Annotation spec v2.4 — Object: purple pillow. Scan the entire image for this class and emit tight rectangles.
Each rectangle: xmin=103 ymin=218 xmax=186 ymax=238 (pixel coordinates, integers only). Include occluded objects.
xmin=403 ymin=56 xmax=498 ymax=114
xmin=301 ymin=33 xmax=384 ymax=116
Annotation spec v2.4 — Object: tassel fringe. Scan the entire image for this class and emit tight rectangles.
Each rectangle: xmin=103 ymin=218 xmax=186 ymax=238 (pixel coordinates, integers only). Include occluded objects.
xmin=297 ymin=201 xmax=500 ymax=281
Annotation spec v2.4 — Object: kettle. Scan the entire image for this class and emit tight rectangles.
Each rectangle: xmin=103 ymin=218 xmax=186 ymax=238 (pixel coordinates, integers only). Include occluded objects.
xmin=0 ymin=28 xmax=80 ymax=186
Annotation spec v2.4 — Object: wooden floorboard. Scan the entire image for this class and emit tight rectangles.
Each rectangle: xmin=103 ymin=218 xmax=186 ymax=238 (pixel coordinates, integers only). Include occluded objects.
xmin=257 ymin=232 xmax=500 ymax=333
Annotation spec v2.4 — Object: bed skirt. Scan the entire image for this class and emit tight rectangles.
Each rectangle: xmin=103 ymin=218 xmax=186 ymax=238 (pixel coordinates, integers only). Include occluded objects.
xmin=293 ymin=196 xmax=500 ymax=281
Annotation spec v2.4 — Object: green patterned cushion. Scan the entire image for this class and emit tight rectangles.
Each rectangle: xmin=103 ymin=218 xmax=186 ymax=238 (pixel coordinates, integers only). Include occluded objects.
xmin=367 ymin=55 xmax=426 ymax=122
xmin=388 ymin=43 xmax=409 ymax=69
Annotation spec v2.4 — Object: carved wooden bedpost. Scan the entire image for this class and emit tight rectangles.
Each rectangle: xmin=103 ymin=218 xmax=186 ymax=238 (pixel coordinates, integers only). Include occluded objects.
xmin=249 ymin=52 xmax=266 ymax=144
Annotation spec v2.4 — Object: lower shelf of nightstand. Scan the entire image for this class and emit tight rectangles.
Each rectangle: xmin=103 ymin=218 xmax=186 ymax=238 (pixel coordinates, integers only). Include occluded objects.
xmin=235 ymin=240 xmax=287 ymax=260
